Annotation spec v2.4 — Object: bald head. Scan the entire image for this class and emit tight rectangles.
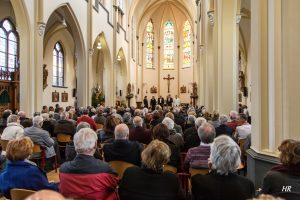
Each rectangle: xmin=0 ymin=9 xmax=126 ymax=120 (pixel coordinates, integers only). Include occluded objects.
xmin=114 ymin=123 xmax=129 ymax=140
xmin=25 ymin=190 xmax=65 ymax=200
xmin=133 ymin=116 xmax=143 ymax=127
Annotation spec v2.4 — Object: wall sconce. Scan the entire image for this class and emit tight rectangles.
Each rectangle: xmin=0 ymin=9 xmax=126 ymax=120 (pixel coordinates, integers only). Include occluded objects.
xmin=207 ymin=10 xmax=215 ymax=26
xmin=97 ymin=42 xmax=102 ymax=49
xmin=117 ymin=55 xmax=121 ymax=61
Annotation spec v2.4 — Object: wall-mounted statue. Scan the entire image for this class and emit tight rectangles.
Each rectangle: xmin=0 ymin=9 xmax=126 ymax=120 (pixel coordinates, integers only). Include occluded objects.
xmin=150 ymin=86 xmax=157 ymax=94
xmin=43 ymin=64 xmax=48 ymax=90
xmin=180 ymin=85 xmax=187 ymax=93
xmin=192 ymin=82 xmax=197 ymax=95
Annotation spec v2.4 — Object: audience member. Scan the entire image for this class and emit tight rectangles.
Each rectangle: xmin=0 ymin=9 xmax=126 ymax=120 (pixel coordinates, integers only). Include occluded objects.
xmin=103 ymin=124 xmax=143 ymax=166
xmin=129 ymin=116 xmax=152 ymax=145
xmin=153 ymin=124 xmax=181 ymax=170
xmin=191 ymin=135 xmax=255 ymax=200
xmin=215 ymin=114 xmax=234 ymax=138
xmin=25 ymin=190 xmax=65 ymax=200
xmin=235 ymin=113 xmax=251 ymax=140
xmin=226 ymin=110 xmax=239 ymax=131
xmin=261 ymin=139 xmax=300 ymax=195
xmin=76 ymin=108 xmax=97 ymax=131
xmin=1 ymin=114 xmax=24 ymax=140
xmin=119 ymin=140 xmax=184 ymax=200
xmin=98 ymin=116 xmax=121 ymax=143
xmin=59 ymin=128 xmax=118 ymax=199
xmin=165 ymin=112 xmax=183 ymax=134
xmin=41 ymin=113 xmax=55 ymax=137
xmin=183 ymin=117 xmax=206 ymax=152
xmin=209 ymin=111 xmax=220 ymax=128
xmin=162 ymin=117 xmax=184 ymax=150
xmin=0 ymin=137 xmax=58 ymax=199
xmin=184 ymin=122 xmax=215 ymax=171
xmin=150 ymin=110 xmax=163 ymax=128
xmin=53 ymin=112 xmax=76 ymax=137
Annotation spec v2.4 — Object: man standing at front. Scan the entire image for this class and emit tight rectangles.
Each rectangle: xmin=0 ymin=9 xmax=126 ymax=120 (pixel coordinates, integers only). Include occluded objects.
xmin=166 ymin=94 xmax=173 ymax=107
xmin=157 ymin=95 xmax=164 ymax=107
xmin=174 ymin=95 xmax=181 ymax=107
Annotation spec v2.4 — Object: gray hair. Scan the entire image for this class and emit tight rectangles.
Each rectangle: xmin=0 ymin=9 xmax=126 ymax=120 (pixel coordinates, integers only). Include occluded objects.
xmin=17 ymin=111 xmax=26 ymax=118
xmin=114 ymin=124 xmax=129 ymax=140
xmin=195 ymin=117 xmax=207 ymax=129
xmin=229 ymin=110 xmax=238 ymax=120
xmin=123 ymin=112 xmax=131 ymax=123
xmin=133 ymin=116 xmax=143 ymax=127
xmin=187 ymin=115 xmax=196 ymax=124
xmin=7 ymin=114 xmax=18 ymax=123
xmin=41 ymin=113 xmax=49 ymax=121
xmin=162 ymin=117 xmax=174 ymax=130
xmin=219 ymin=114 xmax=229 ymax=125
xmin=74 ymin=128 xmax=97 ymax=154
xmin=49 ymin=111 xmax=54 ymax=118
xmin=210 ymin=135 xmax=241 ymax=175
xmin=32 ymin=116 xmax=43 ymax=127
xmin=76 ymin=122 xmax=91 ymax=132
xmin=134 ymin=109 xmax=143 ymax=117
xmin=60 ymin=112 xmax=69 ymax=120
xmin=198 ymin=122 xmax=216 ymax=144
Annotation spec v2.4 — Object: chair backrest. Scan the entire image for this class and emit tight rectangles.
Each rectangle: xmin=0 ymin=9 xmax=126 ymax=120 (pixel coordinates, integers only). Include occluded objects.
xmin=108 ymin=161 xmax=135 ymax=179
xmin=177 ymin=173 xmax=190 ymax=196
xmin=0 ymin=139 xmax=9 ymax=151
xmin=238 ymin=138 xmax=246 ymax=162
xmin=32 ymin=143 xmax=42 ymax=153
xmin=189 ymin=168 xmax=209 ymax=177
xmin=163 ymin=164 xmax=177 ymax=173
xmin=96 ymin=123 xmax=104 ymax=130
xmin=57 ymin=133 xmax=72 ymax=143
xmin=10 ymin=188 xmax=35 ymax=200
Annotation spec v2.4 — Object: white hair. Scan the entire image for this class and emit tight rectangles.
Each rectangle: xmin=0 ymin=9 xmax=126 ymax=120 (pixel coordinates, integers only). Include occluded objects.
xmin=198 ymin=122 xmax=216 ymax=144
xmin=219 ymin=114 xmax=229 ymax=125
xmin=195 ymin=117 xmax=207 ymax=129
xmin=74 ymin=128 xmax=97 ymax=154
xmin=32 ymin=116 xmax=43 ymax=127
xmin=60 ymin=112 xmax=69 ymax=120
xmin=17 ymin=111 xmax=26 ymax=118
xmin=7 ymin=114 xmax=18 ymax=123
xmin=187 ymin=115 xmax=196 ymax=124
xmin=143 ymin=108 xmax=148 ymax=117
xmin=114 ymin=124 xmax=129 ymax=140
xmin=229 ymin=110 xmax=238 ymax=120
xmin=133 ymin=116 xmax=143 ymax=127
xmin=210 ymin=135 xmax=241 ymax=175
xmin=76 ymin=122 xmax=90 ymax=132
xmin=41 ymin=113 xmax=49 ymax=121
xmin=162 ymin=117 xmax=174 ymax=130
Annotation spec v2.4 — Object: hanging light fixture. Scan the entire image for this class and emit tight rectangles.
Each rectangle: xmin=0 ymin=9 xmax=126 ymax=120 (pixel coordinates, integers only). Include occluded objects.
xmin=97 ymin=42 xmax=102 ymax=49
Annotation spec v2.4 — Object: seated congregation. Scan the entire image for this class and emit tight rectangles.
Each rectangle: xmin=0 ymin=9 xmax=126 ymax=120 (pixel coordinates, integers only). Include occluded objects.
xmin=0 ymin=105 xmax=299 ymax=200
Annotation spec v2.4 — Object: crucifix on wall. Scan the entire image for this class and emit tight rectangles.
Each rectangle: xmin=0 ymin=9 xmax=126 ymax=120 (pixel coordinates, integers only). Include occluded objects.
xmin=163 ymin=74 xmax=175 ymax=93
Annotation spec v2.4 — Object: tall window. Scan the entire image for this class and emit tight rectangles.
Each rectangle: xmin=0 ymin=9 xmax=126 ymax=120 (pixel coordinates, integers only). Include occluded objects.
xmin=183 ymin=20 xmax=192 ymax=68
xmin=53 ymin=42 xmax=64 ymax=87
xmin=146 ymin=20 xmax=154 ymax=69
xmin=0 ymin=19 xmax=19 ymax=80
xmin=163 ymin=20 xmax=174 ymax=69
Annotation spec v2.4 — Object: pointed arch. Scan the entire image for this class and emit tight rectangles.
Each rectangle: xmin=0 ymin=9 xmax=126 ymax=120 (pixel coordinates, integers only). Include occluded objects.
xmin=163 ymin=20 xmax=174 ymax=69
xmin=145 ymin=19 xmax=154 ymax=69
xmin=182 ymin=20 xmax=192 ymax=68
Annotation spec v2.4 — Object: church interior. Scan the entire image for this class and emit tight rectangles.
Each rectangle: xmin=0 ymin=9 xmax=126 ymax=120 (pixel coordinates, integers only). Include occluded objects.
xmin=0 ymin=0 xmax=300 ymax=199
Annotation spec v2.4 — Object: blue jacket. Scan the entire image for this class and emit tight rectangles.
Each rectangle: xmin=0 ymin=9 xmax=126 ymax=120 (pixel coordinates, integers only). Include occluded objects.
xmin=0 ymin=160 xmax=59 ymax=198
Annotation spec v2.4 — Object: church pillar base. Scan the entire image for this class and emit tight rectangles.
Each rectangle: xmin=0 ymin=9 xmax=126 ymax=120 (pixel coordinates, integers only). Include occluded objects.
xmin=246 ymin=149 xmax=280 ymax=189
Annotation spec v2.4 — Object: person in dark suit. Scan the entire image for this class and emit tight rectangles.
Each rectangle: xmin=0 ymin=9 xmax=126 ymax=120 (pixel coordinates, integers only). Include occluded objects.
xmin=143 ymin=96 xmax=149 ymax=108
xmin=150 ymin=96 xmax=157 ymax=111
xmin=103 ymin=124 xmax=143 ymax=166
xmin=129 ymin=116 xmax=152 ymax=145
xmin=119 ymin=140 xmax=185 ymax=200
xmin=157 ymin=95 xmax=164 ymax=107
xmin=191 ymin=135 xmax=255 ymax=200
xmin=166 ymin=94 xmax=173 ymax=107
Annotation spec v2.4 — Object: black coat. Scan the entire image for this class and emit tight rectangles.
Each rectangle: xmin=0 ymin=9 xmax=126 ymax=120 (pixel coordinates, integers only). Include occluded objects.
xmin=143 ymin=98 xmax=149 ymax=108
xmin=53 ymin=120 xmax=76 ymax=136
xmin=191 ymin=171 xmax=255 ymax=200
xmin=119 ymin=166 xmax=185 ymax=200
xmin=150 ymin=98 xmax=156 ymax=110
xmin=215 ymin=124 xmax=234 ymax=138
xmin=183 ymin=127 xmax=200 ymax=152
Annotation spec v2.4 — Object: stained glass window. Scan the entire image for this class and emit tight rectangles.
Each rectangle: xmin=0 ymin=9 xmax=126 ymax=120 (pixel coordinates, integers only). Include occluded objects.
xmin=146 ymin=20 xmax=154 ymax=69
xmin=183 ymin=20 xmax=192 ymax=68
xmin=53 ymin=42 xmax=64 ymax=86
xmin=164 ymin=20 xmax=174 ymax=69
xmin=0 ymin=19 xmax=18 ymax=80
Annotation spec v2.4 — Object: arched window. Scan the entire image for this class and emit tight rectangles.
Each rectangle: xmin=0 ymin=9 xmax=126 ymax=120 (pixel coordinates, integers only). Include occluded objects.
xmin=0 ymin=19 xmax=19 ymax=80
xmin=183 ymin=20 xmax=192 ymax=68
xmin=164 ymin=20 xmax=174 ymax=69
xmin=146 ymin=20 xmax=154 ymax=69
xmin=53 ymin=42 xmax=64 ymax=87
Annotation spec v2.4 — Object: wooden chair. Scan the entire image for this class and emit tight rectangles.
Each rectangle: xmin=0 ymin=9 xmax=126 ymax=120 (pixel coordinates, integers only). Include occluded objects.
xmin=237 ymin=138 xmax=247 ymax=175
xmin=189 ymin=168 xmax=209 ymax=177
xmin=57 ymin=133 xmax=72 ymax=143
xmin=10 ymin=188 xmax=35 ymax=200
xmin=96 ymin=123 xmax=104 ymax=130
xmin=0 ymin=139 xmax=9 ymax=151
xmin=163 ymin=164 xmax=177 ymax=173
xmin=180 ymin=152 xmax=187 ymax=172
xmin=30 ymin=144 xmax=58 ymax=172
xmin=108 ymin=161 xmax=135 ymax=179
